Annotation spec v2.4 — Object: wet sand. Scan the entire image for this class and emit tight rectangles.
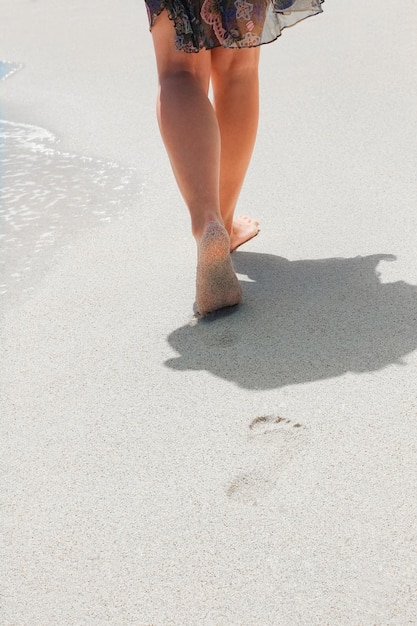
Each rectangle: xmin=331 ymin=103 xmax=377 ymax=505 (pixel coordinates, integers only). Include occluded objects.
xmin=2 ymin=0 xmax=417 ymax=624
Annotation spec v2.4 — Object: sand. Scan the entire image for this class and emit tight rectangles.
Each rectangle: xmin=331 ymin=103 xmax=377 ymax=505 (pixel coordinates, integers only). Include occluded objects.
xmin=2 ymin=0 xmax=417 ymax=623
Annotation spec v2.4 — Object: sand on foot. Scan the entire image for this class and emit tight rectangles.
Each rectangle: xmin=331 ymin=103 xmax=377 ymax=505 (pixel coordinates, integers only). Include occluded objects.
xmin=196 ymin=221 xmax=242 ymax=315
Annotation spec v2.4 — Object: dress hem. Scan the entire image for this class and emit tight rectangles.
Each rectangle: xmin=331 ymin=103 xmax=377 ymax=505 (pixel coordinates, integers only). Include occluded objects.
xmin=147 ymin=0 xmax=324 ymax=53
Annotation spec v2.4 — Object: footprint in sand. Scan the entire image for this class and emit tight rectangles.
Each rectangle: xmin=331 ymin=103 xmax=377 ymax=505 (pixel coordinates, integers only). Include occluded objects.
xmin=227 ymin=415 xmax=308 ymax=505
xmin=249 ymin=414 xmax=304 ymax=436
xmin=227 ymin=472 xmax=279 ymax=506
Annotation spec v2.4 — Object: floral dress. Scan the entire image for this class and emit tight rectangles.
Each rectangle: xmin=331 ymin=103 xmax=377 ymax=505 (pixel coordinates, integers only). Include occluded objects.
xmin=145 ymin=0 xmax=324 ymax=52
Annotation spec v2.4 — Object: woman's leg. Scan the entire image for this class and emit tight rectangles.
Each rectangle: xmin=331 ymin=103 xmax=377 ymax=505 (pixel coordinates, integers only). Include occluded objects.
xmin=211 ymin=46 xmax=261 ymax=251
xmin=151 ymin=12 xmax=241 ymax=314
xmin=151 ymin=11 xmax=219 ymax=237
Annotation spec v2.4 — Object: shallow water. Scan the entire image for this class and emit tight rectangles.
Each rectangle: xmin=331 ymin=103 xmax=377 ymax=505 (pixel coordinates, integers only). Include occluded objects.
xmin=0 ymin=60 xmax=23 ymax=81
xmin=0 ymin=119 xmax=143 ymax=299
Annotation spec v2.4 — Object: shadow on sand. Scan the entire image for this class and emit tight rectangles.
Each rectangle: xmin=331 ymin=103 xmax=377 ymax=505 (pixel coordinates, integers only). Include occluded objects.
xmin=165 ymin=251 xmax=417 ymax=390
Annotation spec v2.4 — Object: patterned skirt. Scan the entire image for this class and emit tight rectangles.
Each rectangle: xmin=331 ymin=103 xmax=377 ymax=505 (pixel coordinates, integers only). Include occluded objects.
xmin=145 ymin=0 xmax=324 ymax=52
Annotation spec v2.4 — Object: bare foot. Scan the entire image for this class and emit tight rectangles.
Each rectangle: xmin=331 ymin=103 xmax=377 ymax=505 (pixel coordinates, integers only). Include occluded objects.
xmin=230 ymin=216 xmax=260 ymax=252
xmin=196 ymin=221 xmax=242 ymax=316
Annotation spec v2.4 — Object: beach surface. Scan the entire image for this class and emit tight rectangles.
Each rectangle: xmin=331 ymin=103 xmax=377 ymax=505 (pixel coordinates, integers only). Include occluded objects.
xmin=2 ymin=0 xmax=417 ymax=623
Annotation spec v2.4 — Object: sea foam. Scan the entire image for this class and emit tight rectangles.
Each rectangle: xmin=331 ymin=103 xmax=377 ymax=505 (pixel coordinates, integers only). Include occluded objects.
xmin=0 ymin=120 xmax=143 ymax=298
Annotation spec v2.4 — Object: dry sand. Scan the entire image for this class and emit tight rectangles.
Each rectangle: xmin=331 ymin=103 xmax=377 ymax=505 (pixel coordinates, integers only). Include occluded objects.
xmin=2 ymin=0 xmax=417 ymax=624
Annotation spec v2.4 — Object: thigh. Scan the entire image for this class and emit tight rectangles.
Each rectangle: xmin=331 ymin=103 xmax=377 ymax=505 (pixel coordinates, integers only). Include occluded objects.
xmin=151 ymin=10 xmax=211 ymax=92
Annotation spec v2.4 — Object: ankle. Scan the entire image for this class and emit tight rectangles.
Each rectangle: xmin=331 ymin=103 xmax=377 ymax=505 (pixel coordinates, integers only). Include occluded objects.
xmin=220 ymin=211 xmax=234 ymax=238
xmin=192 ymin=212 xmax=224 ymax=241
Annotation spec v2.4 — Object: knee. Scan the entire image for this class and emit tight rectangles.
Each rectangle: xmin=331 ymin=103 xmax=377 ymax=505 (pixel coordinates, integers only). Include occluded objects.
xmin=158 ymin=67 xmax=209 ymax=96
xmin=211 ymin=48 xmax=260 ymax=82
